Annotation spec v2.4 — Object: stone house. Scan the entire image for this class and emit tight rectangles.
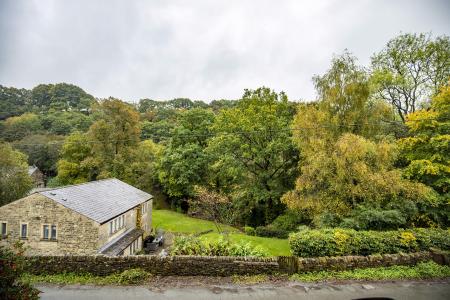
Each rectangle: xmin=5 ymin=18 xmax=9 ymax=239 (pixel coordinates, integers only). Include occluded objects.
xmin=28 ymin=165 xmax=45 ymax=188
xmin=0 ymin=178 xmax=152 ymax=256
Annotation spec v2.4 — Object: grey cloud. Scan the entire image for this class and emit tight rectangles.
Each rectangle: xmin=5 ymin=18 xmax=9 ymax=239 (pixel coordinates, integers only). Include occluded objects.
xmin=0 ymin=0 xmax=449 ymax=102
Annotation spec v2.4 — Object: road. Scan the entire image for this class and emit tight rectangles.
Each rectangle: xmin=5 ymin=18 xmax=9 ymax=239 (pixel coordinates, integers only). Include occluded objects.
xmin=36 ymin=281 xmax=450 ymax=300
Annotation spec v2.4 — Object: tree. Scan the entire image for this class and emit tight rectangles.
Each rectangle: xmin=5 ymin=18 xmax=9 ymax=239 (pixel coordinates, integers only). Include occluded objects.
xmin=56 ymin=132 xmax=96 ymax=184
xmin=1 ymin=113 xmax=42 ymax=142
xmin=13 ymin=134 xmax=65 ymax=177
xmin=189 ymin=186 xmax=236 ymax=233
xmin=30 ymin=83 xmax=95 ymax=111
xmin=88 ymin=98 xmax=140 ymax=178
xmin=400 ymin=83 xmax=450 ymax=194
xmin=0 ymin=143 xmax=33 ymax=205
xmin=0 ymin=85 xmax=31 ymax=120
xmin=125 ymin=140 xmax=163 ymax=193
xmin=158 ymin=108 xmax=215 ymax=201
xmin=282 ymin=133 xmax=436 ymax=228
xmin=371 ymin=33 xmax=450 ymax=121
xmin=207 ymin=87 xmax=298 ymax=226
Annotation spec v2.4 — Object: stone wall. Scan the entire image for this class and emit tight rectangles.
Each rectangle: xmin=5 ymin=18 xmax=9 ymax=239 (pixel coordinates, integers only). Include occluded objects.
xmin=25 ymin=251 xmax=435 ymax=276
xmin=279 ymin=251 xmax=433 ymax=273
xmin=0 ymin=194 xmax=99 ymax=255
xmin=25 ymin=255 xmax=279 ymax=276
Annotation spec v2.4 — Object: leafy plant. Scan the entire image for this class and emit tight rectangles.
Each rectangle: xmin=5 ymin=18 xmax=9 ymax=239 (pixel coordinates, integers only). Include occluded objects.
xmin=171 ymin=235 xmax=267 ymax=257
xmin=289 ymin=227 xmax=450 ymax=257
xmin=0 ymin=242 xmax=40 ymax=300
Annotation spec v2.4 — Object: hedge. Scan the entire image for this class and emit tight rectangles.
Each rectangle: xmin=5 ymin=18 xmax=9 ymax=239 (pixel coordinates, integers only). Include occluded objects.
xmin=255 ymin=226 xmax=289 ymax=239
xmin=289 ymin=228 xmax=450 ymax=257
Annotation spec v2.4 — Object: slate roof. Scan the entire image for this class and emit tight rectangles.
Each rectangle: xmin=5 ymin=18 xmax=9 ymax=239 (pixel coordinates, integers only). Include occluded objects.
xmin=28 ymin=165 xmax=38 ymax=175
xmin=39 ymin=178 xmax=152 ymax=224
xmin=99 ymin=228 xmax=144 ymax=256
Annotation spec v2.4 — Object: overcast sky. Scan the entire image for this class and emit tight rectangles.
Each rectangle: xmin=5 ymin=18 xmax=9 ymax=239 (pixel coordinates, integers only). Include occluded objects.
xmin=0 ymin=0 xmax=449 ymax=103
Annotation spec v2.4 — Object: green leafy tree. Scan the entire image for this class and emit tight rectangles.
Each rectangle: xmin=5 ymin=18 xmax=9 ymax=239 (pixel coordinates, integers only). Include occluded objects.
xmin=400 ymin=84 xmax=450 ymax=194
xmin=282 ymin=133 xmax=435 ymax=228
xmin=30 ymin=83 xmax=95 ymax=111
xmin=1 ymin=113 xmax=42 ymax=142
xmin=125 ymin=140 xmax=163 ymax=192
xmin=0 ymin=143 xmax=33 ymax=205
xmin=0 ymin=85 xmax=31 ymax=120
xmin=207 ymin=87 xmax=298 ymax=225
xmin=56 ymin=132 xmax=96 ymax=184
xmin=13 ymin=134 xmax=65 ymax=176
xmin=371 ymin=33 xmax=450 ymax=121
xmin=399 ymin=83 xmax=450 ymax=226
xmin=40 ymin=111 xmax=93 ymax=135
xmin=158 ymin=108 xmax=215 ymax=200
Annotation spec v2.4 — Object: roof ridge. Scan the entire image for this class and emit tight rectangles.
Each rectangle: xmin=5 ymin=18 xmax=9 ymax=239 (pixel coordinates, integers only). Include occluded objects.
xmin=37 ymin=178 xmax=119 ymax=194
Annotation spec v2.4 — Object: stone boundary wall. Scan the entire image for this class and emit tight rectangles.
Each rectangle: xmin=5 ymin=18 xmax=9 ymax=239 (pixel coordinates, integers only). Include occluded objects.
xmin=25 ymin=255 xmax=279 ymax=276
xmin=25 ymin=251 xmax=437 ymax=276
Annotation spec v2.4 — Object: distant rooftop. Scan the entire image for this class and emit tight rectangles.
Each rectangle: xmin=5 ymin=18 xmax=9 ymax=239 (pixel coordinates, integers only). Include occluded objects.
xmin=28 ymin=165 xmax=39 ymax=175
xmin=39 ymin=178 xmax=152 ymax=224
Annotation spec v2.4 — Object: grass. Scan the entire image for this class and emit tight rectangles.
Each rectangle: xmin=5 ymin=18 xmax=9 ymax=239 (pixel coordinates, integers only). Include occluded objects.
xmin=152 ymin=209 xmax=239 ymax=234
xmin=153 ymin=209 xmax=291 ymax=256
xmin=22 ymin=269 xmax=151 ymax=285
xmin=290 ymin=261 xmax=450 ymax=282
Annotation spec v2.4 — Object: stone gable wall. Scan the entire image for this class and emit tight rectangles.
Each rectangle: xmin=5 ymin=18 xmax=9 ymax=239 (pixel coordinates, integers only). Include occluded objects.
xmin=0 ymin=194 xmax=99 ymax=255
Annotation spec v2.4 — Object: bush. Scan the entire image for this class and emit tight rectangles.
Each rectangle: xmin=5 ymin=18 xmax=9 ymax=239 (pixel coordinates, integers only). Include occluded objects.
xmin=171 ymin=235 xmax=267 ymax=257
xmin=0 ymin=243 xmax=40 ymax=300
xmin=270 ymin=210 xmax=310 ymax=232
xmin=289 ymin=228 xmax=450 ymax=257
xmin=255 ymin=225 xmax=289 ymax=239
xmin=244 ymin=226 xmax=256 ymax=236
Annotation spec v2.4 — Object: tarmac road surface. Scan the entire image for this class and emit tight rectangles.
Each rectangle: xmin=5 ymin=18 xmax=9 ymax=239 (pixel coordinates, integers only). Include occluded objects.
xmin=36 ymin=281 xmax=450 ymax=300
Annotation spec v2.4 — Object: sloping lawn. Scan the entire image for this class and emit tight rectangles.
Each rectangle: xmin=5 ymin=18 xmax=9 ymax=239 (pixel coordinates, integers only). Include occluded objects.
xmin=152 ymin=209 xmax=239 ymax=233
xmin=152 ymin=209 xmax=291 ymax=256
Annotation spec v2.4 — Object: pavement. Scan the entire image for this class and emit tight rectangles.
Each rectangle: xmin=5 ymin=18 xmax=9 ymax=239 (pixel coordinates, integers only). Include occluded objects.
xmin=36 ymin=281 xmax=450 ymax=300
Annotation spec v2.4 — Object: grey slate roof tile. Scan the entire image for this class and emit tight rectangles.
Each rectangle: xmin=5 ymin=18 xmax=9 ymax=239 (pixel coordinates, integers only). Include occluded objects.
xmin=39 ymin=178 xmax=152 ymax=224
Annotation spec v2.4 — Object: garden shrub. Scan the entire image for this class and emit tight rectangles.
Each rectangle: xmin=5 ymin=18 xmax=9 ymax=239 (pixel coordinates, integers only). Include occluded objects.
xmin=171 ymin=235 xmax=267 ymax=257
xmin=289 ymin=228 xmax=450 ymax=257
xmin=270 ymin=209 xmax=310 ymax=232
xmin=255 ymin=225 xmax=289 ymax=239
xmin=244 ymin=226 xmax=256 ymax=236
xmin=0 ymin=243 xmax=40 ymax=300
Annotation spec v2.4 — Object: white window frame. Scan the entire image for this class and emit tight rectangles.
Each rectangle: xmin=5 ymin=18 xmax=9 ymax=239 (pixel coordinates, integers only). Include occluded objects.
xmin=51 ymin=224 xmax=57 ymax=240
xmin=42 ymin=224 xmax=57 ymax=240
xmin=20 ymin=222 xmax=28 ymax=239
xmin=108 ymin=215 xmax=126 ymax=236
xmin=42 ymin=224 xmax=50 ymax=240
xmin=0 ymin=221 xmax=7 ymax=237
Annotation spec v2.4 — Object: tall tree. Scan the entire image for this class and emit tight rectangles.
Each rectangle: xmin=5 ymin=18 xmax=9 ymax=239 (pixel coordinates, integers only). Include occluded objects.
xmin=0 ymin=143 xmax=33 ymax=205
xmin=207 ymin=87 xmax=298 ymax=226
xmin=400 ymin=83 xmax=450 ymax=194
xmin=371 ymin=33 xmax=450 ymax=121
xmin=158 ymin=108 xmax=215 ymax=201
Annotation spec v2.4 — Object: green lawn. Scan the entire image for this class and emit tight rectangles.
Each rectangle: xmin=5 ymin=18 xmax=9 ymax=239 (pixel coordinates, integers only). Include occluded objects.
xmin=152 ymin=209 xmax=291 ymax=256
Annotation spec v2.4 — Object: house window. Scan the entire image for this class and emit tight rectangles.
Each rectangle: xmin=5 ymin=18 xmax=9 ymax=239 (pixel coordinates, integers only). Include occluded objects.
xmin=108 ymin=215 xmax=126 ymax=235
xmin=42 ymin=224 xmax=57 ymax=240
xmin=1 ymin=222 xmax=7 ymax=237
xmin=142 ymin=202 xmax=147 ymax=214
xmin=51 ymin=225 xmax=57 ymax=239
xmin=20 ymin=223 xmax=28 ymax=239
xmin=43 ymin=225 xmax=49 ymax=239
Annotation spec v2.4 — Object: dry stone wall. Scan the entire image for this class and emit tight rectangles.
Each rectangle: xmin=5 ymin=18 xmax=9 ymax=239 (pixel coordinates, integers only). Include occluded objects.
xmin=25 ymin=251 xmax=437 ymax=276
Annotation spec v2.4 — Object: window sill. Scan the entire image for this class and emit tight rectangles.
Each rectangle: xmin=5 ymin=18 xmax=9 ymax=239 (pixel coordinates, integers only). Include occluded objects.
xmin=20 ymin=237 xmax=28 ymax=240
xmin=40 ymin=238 xmax=58 ymax=242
